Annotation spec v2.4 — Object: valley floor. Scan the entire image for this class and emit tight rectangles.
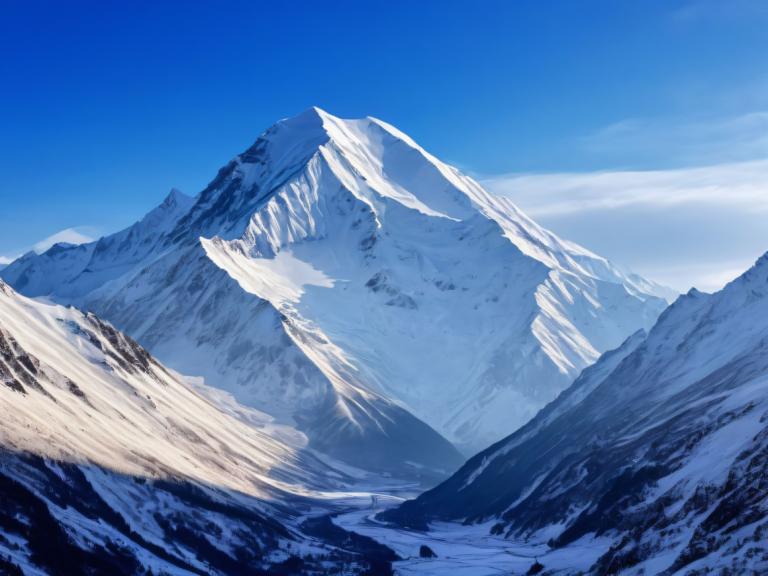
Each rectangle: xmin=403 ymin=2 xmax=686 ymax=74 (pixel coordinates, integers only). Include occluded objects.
xmin=326 ymin=488 xmax=610 ymax=576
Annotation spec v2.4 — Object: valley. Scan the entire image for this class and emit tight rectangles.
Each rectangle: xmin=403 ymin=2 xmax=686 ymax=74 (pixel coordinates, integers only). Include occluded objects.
xmin=2 ymin=109 xmax=766 ymax=575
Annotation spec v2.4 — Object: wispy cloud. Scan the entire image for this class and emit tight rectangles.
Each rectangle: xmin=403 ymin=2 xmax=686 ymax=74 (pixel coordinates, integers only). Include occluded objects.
xmin=669 ymin=0 xmax=768 ymax=24
xmin=483 ymin=158 xmax=768 ymax=218
xmin=484 ymin=159 xmax=768 ymax=293
xmin=578 ymin=112 xmax=768 ymax=169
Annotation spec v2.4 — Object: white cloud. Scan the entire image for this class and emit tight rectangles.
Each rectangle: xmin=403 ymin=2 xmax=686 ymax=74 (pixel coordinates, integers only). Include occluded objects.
xmin=32 ymin=227 xmax=96 ymax=254
xmin=0 ymin=256 xmax=11 ymax=265
xmin=483 ymin=160 xmax=768 ymax=293
xmin=483 ymin=158 xmax=768 ymax=218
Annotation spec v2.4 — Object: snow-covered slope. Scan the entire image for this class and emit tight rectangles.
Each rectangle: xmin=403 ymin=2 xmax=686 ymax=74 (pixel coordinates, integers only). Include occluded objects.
xmin=2 ymin=107 xmax=668 ymax=457
xmin=385 ymin=252 xmax=768 ymax=574
xmin=0 ymin=279 xmax=402 ymax=575
xmin=0 ymin=278 xmax=327 ymax=496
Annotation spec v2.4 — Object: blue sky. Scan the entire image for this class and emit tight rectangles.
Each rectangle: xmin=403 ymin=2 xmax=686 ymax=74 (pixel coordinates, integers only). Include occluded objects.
xmin=2 ymin=0 xmax=768 ymax=290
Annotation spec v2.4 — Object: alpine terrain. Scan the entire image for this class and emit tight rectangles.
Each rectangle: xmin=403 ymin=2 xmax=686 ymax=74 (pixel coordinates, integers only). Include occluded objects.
xmin=2 ymin=107 xmax=669 ymax=465
xmin=0 ymin=278 xmax=402 ymax=575
xmin=383 ymin=252 xmax=768 ymax=574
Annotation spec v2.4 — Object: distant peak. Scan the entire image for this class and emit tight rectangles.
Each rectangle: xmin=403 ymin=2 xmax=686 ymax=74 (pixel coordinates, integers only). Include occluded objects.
xmin=755 ymin=250 xmax=768 ymax=269
xmin=46 ymin=242 xmax=80 ymax=254
xmin=727 ymin=249 xmax=768 ymax=291
xmin=159 ymin=188 xmax=194 ymax=213
xmin=163 ymin=187 xmax=189 ymax=206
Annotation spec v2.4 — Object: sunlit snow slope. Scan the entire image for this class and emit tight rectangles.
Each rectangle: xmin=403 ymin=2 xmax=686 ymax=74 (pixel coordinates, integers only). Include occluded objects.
xmin=386 ymin=252 xmax=768 ymax=574
xmin=2 ymin=107 xmax=668 ymax=457
xmin=0 ymin=279 xmax=400 ymax=575
xmin=0 ymin=279 xmax=328 ymax=497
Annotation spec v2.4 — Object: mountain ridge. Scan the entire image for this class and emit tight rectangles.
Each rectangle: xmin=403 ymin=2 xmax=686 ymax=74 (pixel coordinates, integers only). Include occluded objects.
xmin=2 ymin=108 xmax=670 ymax=459
xmin=383 ymin=251 xmax=768 ymax=574
xmin=0 ymin=278 xmax=404 ymax=575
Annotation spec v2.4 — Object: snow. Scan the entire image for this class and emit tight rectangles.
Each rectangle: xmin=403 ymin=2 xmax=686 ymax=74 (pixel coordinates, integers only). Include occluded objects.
xmin=2 ymin=108 xmax=765 ymax=575
xmin=387 ymin=251 xmax=768 ymax=574
xmin=1 ymin=107 xmax=669 ymax=458
xmin=201 ymin=239 xmax=334 ymax=305
xmin=193 ymin=108 xmax=668 ymax=452
xmin=0 ymin=280 xmax=338 ymax=500
xmin=333 ymin=497 xmax=611 ymax=575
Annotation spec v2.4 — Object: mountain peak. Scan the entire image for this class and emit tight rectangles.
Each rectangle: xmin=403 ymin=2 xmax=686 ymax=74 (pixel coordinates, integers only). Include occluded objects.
xmin=234 ymin=107 xmax=336 ymax=178
xmin=302 ymin=104 xmax=334 ymax=120
xmin=264 ymin=108 xmax=412 ymax=160
xmin=750 ymin=250 xmax=768 ymax=276
xmin=277 ymin=105 xmax=333 ymax=130
xmin=2 ymin=109 xmax=671 ymax=458
xmin=162 ymin=187 xmax=191 ymax=209
xmin=260 ymin=106 xmax=340 ymax=150
xmin=720 ymin=250 xmax=768 ymax=299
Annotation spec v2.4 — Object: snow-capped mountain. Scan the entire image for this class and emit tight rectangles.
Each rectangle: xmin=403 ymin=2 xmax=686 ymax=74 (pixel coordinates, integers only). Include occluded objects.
xmin=0 ymin=279 xmax=400 ymax=575
xmin=385 ymin=252 xmax=768 ymax=574
xmin=2 ymin=107 xmax=668 ymax=458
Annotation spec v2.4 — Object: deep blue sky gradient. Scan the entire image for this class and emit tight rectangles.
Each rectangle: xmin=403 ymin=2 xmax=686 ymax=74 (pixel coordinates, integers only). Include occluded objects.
xmin=2 ymin=0 xmax=767 ymax=258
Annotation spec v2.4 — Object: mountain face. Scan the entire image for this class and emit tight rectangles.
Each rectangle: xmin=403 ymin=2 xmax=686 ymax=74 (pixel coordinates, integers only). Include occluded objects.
xmin=0 ymin=279 xmax=403 ymax=575
xmin=2 ymin=108 xmax=668 ymax=462
xmin=384 ymin=253 xmax=768 ymax=575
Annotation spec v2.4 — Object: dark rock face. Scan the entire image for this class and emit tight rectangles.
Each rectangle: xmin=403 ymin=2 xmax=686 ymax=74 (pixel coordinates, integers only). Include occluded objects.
xmin=526 ymin=560 xmax=544 ymax=575
xmin=0 ymin=452 xmax=397 ymax=575
xmin=0 ymin=328 xmax=49 ymax=396
xmin=419 ymin=545 xmax=437 ymax=558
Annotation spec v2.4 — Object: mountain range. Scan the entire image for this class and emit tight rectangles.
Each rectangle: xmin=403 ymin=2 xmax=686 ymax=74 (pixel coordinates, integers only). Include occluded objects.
xmin=384 ymin=252 xmax=768 ymax=574
xmin=0 ymin=278 xmax=398 ymax=575
xmin=1 ymin=108 xmax=765 ymax=575
xmin=1 ymin=108 xmax=670 ymax=468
